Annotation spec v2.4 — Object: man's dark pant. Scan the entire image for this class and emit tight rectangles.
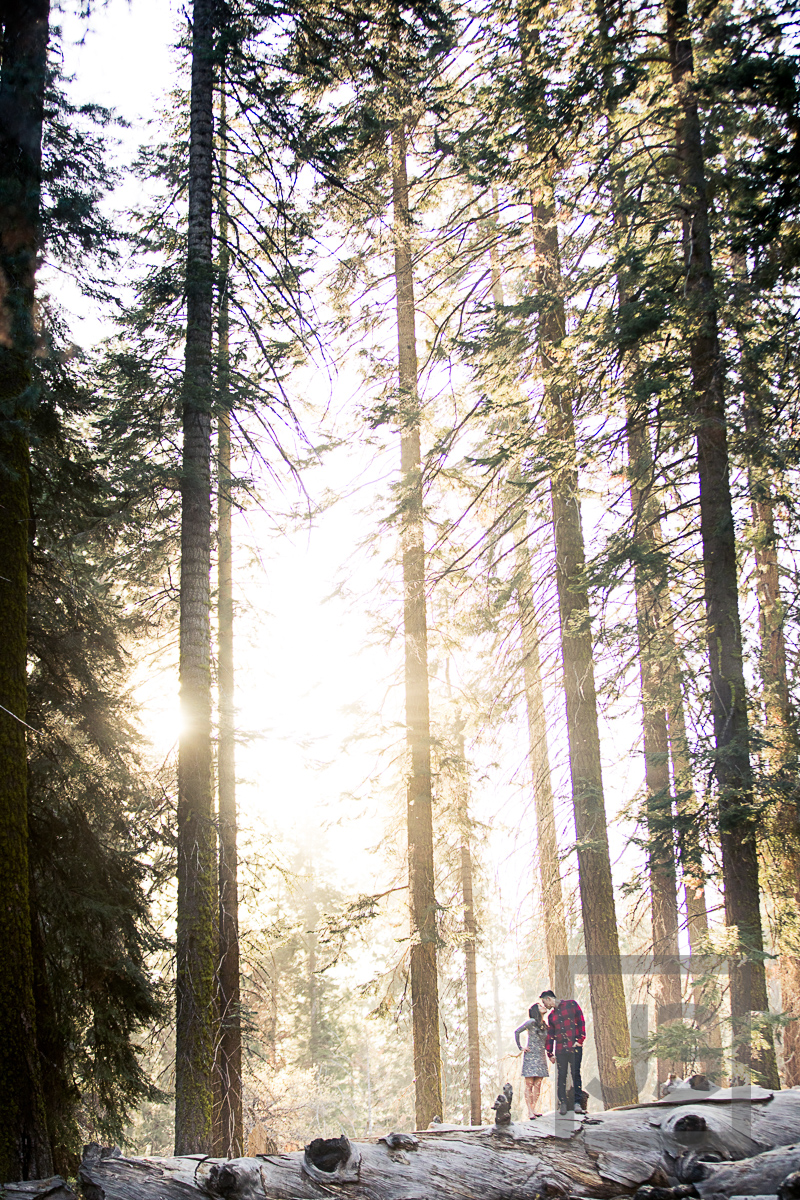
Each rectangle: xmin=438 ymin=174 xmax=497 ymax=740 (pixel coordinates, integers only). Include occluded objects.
xmin=555 ymin=1046 xmax=583 ymax=1104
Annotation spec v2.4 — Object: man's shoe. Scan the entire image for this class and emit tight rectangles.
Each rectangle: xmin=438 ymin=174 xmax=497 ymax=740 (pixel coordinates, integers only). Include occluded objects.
xmin=574 ymin=1104 xmax=586 ymax=1114
xmin=559 ymin=1101 xmax=568 ymax=1115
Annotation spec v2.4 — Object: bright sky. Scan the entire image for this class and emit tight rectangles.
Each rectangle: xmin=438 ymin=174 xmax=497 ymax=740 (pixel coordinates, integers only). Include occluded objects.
xmin=51 ymin=0 xmax=683 ymax=1092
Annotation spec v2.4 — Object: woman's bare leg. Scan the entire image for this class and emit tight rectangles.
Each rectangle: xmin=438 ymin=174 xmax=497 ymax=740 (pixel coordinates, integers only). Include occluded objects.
xmin=531 ymin=1076 xmax=543 ymax=1116
xmin=524 ymin=1076 xmax=536 ymax=1117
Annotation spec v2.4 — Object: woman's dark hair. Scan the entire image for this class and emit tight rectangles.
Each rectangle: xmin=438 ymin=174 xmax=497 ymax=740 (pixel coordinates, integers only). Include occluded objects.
xmin=528 ymin=1003 xmax=544 ymax=1026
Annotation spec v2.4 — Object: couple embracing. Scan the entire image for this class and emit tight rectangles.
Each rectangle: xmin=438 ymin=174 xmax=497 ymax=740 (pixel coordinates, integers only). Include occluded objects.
xmin=514 ymin=990 xmax=586 ymax=1118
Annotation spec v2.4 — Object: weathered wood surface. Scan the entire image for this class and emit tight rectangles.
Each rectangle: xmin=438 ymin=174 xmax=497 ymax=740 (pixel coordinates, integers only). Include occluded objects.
xmin=694 ymin=1145 xmax=800 ymax=1200
xmin=1 ymin=1177 xmax=77 ymax=1200
xmin=73 ymin=1091 xmax=800 ymax=1200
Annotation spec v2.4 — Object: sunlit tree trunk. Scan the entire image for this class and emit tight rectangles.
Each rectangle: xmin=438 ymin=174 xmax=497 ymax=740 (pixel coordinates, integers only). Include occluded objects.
xmin=214 ymin=80 xmax=243 ymax=1158
xmin=515 ymin=538 xmax=573 ymax=999
xmin=489 ymin=240 xmax=573 ymax=1000
xmin=665 ymin=0 xmax=778 ymax=1088
xmin=391 ymin=118 xmax=443 ymax=1128
xmin=456 ymin=728 xmax=481 ymax=1124
xmin=0 ymin=1 xmax=53 ymax=1180
xmin=742 ymin=394 xmax=800 ymax=1086
xmin=527 ymin=179 xmax=637 ymax=1104
xmin=175 ymin=0 xmax=218 ymax=1153
xmin=516 ymin=9 xmax=637 ymax=1095
xmin=626 ymin=413 xmax=683 ymax=1083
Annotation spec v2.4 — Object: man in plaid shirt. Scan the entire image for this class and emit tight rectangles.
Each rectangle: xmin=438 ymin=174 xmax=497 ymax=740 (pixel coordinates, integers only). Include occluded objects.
xmin=541 ymin=990 xmax=586 ymax=1115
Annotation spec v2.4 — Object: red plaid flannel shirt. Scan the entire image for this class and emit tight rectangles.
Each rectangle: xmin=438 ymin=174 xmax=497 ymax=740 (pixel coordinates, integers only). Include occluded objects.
xmin=545 ymin=999 xmax=586 ymax=1055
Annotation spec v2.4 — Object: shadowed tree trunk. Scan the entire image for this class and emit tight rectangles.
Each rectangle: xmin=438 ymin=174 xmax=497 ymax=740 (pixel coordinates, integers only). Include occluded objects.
xmin=213 ymin=79 xmax=243 ymax=1158
xmin=175 ymin=0 xmax=218 ymax=1154
xmin=594 ymin=0 xmax=714 ymax=1067
xmin=665 ymin=0 xmax=778 ymax=1088
xmin=391 ymin=118 xmax=443 ymax=1128
xmin=0 ymin=0 xmax=53 ymax=1181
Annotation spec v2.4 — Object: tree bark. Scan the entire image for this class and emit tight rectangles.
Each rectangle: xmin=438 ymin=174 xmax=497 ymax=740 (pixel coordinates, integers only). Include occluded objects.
xmin=626 ymin=414 xmax=683 ymax=1085
xmin=665 ymin=0 xmax=778 ymax=1088
xmin=489 ymin=240 xmax=573 ymax=1001
xmin=521 ymin=161 xmax=638 ymax=1109
xmin=516 ymin=5 xmax=636 ymax=1107
xmin=76 ymin=1090 xmax=800 ymax=1200
xmin=390 ymin=119 xmax=443 ymax=1128
xmin=213 ymin=79 xmax=243 ymax=1159
xmin=742 ymin=396 xmax=800 ymax=1087
xmin=175 ymin=0 xmax=218 ymax=1155
xmin=456 ymin=729 xmax=482 ymax=1124
xmin=515 ymin=536 xmax=573 ymax=999
xmin=0 ymin=0 xmax=53 ymax=1181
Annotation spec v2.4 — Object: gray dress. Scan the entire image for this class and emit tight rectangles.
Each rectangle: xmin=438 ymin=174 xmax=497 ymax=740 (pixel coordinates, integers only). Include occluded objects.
xmin=515 ymin=1017 xmax=549 ymax=1078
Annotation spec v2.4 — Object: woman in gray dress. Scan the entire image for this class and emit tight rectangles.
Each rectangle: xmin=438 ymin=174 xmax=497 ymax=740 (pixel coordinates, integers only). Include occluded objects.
xmin=514 ymin=1002 xmax=549 ymax=1118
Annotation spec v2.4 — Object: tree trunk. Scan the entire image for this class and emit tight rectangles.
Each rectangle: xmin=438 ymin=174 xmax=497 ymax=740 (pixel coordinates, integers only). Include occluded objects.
xmin=626 ymin=414 xmax=683 ymax=1086
xmin=175 ymin=0 xmax=218 ymax=1155
xmin=456 ymin=730 xmax=482 ymax=1124
xmin=521 ymin=155 xmax=638 ymax=1107
xmin=742 ymin=396 xmax=800 ymax=1087
xmin=516 ymin=7 xmax=636 ymax=1107
xmin=0 ymin=1 xmax=53 ymax=1181
xmin=515 ymin=536 xmax=573 ymax=999
xmin=665 ymin=0 xmax=778 ymax=1088
xmin=489 ymin=239 xmax=573 ymax=1001
xmin=76 ymin=1090 xmax=800 ymax=1200
xmin=645 ymin=550 xmax=723 ymax=1069
xmin=214 ymin=80 xmax=243 ymax=1159
xmin=391 ymin=119 xmax=443 ymax=1128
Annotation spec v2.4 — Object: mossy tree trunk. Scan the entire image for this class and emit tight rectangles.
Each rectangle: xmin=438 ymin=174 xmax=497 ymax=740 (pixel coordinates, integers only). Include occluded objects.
xmin=213 ymin=80 xmax=243 ymax=1158
xmin=391 ymin=118 xmax=443 ymax=1129
xmin=0 ymin=0 xmax=53 ymax=1181
xmin=665 ymin=0 xmax=778 ymax=1088
xmin=175 ymin=0 xmax=218 ymax=1155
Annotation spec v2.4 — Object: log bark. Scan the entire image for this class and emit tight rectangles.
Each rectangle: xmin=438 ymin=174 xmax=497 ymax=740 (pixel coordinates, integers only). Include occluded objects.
xmin=75 ymin=1091 xmax=800 ymax=1200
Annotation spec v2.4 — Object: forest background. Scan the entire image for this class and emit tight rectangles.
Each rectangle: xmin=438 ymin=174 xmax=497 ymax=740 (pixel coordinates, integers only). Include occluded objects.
xmin=0 ymin=0 xmax=798 ymax=1180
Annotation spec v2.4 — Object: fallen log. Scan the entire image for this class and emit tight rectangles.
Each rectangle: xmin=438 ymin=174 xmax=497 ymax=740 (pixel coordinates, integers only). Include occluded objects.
xmin=693 ymin=1144 xmax=800 ymax=1200
xmin=72 ymin=1090 xmax=800 ymax=1200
